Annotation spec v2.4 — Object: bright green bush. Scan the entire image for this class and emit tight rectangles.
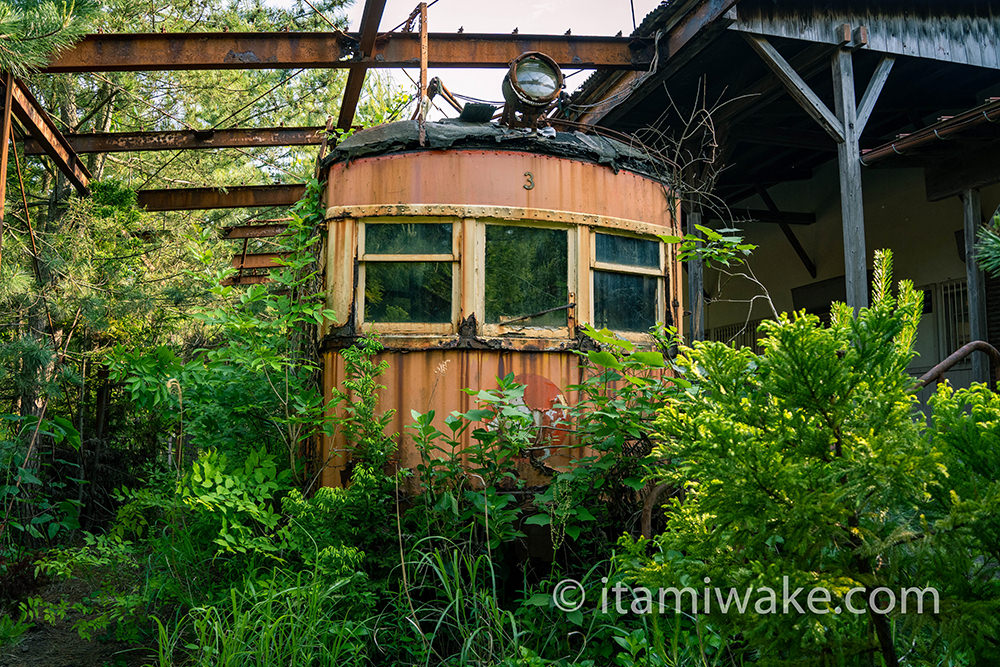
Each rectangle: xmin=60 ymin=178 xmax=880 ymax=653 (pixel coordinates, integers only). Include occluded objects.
xmin=621 ymin=250 xmax=1000 ymax=665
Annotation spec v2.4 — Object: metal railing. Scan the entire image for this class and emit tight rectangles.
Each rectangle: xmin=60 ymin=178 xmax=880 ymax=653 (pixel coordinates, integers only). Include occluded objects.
xmin=914 ymin=340 xmax=1000 ymax=389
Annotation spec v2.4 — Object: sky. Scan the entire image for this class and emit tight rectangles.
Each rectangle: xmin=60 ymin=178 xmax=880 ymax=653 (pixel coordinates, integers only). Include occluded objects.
xmin=334 ymin=0 xmax=663 ymax=120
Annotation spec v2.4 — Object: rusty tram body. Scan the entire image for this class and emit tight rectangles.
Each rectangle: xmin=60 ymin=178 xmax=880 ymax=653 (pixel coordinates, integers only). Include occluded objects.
xmin=317 ymin=119 xmax=681 ymax=488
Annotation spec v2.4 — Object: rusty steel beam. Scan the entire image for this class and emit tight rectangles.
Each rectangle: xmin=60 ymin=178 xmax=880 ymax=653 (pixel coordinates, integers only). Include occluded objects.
xmin=230 ymin=252 xmax=288 ymax=269
xmin=396 ymin=31 xmax=651 ymax=68
xmin=43 ymin=31 xmax=652 ymax=73
xmin=222 ymin=274 xmax=274 ymax=286
xmin=338 ymin=0 xmax=388 ymax=131
xmin=9 ymin=79 xmax=91 ymax=194
xmin=24 ymin=126 xmax=326 ymax=154
xmin=222 ymin=222 xmax=289 ymax=239
xmin=138 ymin=184 xmax=305 ymax=211
xmin=1 ymin=73 xmax=13 ymax=235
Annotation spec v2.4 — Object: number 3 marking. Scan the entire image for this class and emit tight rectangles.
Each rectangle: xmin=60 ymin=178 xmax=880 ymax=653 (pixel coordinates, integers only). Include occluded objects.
xmin=523 ymin=171 xmax=535 ymax=190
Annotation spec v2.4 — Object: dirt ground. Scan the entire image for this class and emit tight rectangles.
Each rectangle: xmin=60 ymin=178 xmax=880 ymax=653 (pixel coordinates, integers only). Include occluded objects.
xmin=0 ymin=580 xmax=154 ymax=667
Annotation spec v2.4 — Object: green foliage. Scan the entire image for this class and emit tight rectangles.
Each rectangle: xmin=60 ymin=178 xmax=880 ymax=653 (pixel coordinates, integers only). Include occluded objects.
xmin=0 ymin=0 xmax=94 ymax=76
xmin=622 ymin=250 xmax=999 ymax=664
xmin=408 ymin=373 xmax=540 ymax=552
xmin=923 ymin=383 xmax=1000 ymax=658
xmin=660 ymin=225 xmax=756 ymax=269
xmin=154 ymin=571 xmax=370 ymax=667
xmin=0 ymin=0 xmax=421 ymax=662
xmin=0 ymin=610 xmax=30 ymax=647
xmin=333 ymin=336 xmax=398 ymax=470
xmin=974 ymin=210 xmax=1000 ymax=277
xmin=179 ymin=448 xmax=289 ymax=556
xmin=35 ymin=338 xmax=406 ymax=649
xmin=0 ymin=413 xmax=83 ymax=552
xmin=110 ymin=179 xmax=335 ymax=476
xmin=401 ymin=548 xmax=522 ymax=665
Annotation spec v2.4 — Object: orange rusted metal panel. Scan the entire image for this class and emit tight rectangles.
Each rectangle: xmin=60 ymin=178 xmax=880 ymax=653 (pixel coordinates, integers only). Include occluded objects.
xmin=319 ymin=127 xmax=681 ymax=489
xmin=321 ymin=348 xmax=589 ymax=489
xmin=326 ymin=150 xmax=673 ymax=229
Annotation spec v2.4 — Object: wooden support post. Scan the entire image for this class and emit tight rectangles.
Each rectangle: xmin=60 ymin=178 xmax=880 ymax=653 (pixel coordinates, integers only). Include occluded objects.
xmin=742 ymin=35 xmax=844 ymax=143
xmin=832 ymin=48 xmax=868 ymax=309
xmin=856 ymin=56 xmax=894 ymax=134
xmin=0 ymin=72 xmax=13 ymax=271
xmin=963 ymin=188 xmax=988 ymax=383
xmin=686 ymin=206 xmax=706 ymax=342
xmin=744 ymin=35 xmax=887 ymax=309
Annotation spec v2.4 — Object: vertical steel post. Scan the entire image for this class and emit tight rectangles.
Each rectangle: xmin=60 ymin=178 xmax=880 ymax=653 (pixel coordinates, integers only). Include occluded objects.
xmin=418 ymin=2 xmax=429 ymax=146
xmin=686 ymin=206 xmax=705 ymax=342
xmin=963 ymin=188 xmax=988 ymax=383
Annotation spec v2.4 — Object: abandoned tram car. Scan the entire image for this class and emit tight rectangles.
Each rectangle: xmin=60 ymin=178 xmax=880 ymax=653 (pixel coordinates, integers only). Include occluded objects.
xmin=317 ymin=54 xmax=681 ymax=487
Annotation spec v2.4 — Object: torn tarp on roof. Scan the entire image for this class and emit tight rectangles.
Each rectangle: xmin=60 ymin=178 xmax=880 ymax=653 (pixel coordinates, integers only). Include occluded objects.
xmin=322 ymin=120 xmax=669 ymax=182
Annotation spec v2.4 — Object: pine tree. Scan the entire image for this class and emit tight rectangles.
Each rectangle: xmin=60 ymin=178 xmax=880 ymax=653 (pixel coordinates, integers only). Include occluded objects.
xmin=0 ymin=0 xmax=94 ymax=77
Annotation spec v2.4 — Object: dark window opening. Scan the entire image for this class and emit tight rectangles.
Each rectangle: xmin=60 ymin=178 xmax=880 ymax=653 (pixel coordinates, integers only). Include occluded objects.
xmin=594 ymin=270 xmax=658 ymax=332
xmin=485 ymin=226 xmax=569 ymax=327
xmin=595 ymin=233 xmax=659 ymax=268
xmin=365 ymin=262 xmax=452 ymax=323
xmin=365 ymin=222 xmax=452 ymax=255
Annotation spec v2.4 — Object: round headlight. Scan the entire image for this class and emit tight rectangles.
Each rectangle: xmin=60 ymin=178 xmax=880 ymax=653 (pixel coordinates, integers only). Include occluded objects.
xmin=504 ymin=51 xmax=563 ymax=108
xmin=514 ymin=57 xmax=561 ymax=100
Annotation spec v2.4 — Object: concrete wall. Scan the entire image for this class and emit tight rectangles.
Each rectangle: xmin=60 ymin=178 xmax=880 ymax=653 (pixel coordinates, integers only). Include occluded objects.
xmin=684 ymin=158 xmax=1000 ymax=389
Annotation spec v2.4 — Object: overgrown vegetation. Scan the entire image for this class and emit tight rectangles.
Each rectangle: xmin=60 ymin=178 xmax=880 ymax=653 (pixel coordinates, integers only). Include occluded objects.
xmin=7 ymin=184 xmax=1000 ymax=666
xmin=2 ymin=2 xmax=1000 ymax=665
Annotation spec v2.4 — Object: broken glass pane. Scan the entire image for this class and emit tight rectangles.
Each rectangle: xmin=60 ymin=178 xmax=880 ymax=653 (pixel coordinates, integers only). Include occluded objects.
xmin=485 ymin=226 xmax=568 ymax=326
xmin=365 ymin=223 xmax=452 ymax=255
xmin=595 ymin=233 xmax=659 ymax=268
xmin=593 ymin=270 xmax=658 ymax=332
xmin=365 ymin=262 xmax=452 ymax=323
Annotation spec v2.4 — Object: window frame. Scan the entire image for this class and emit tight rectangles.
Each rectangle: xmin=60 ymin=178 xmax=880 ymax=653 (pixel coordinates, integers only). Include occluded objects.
xmin=357 ymin=217 xmax=461 ymax=334
xmin=351 ymin=216 xmax=669 ymax=341
xmin=589 ymin=230 xmax=666 ymax=336
xmin=477 ymin=218 xmax=578 ymax=338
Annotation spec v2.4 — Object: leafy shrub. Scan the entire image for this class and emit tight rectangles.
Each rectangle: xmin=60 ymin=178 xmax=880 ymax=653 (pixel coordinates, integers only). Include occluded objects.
xmin=622 ymin=250 xmax=1000 ymax=665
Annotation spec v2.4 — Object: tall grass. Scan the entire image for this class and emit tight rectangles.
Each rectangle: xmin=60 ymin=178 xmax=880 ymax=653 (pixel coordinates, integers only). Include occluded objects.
xmin=155 ymin=571 xmax=367 ymax=666
xmin=404 ymin=545 xmax=522 ymax=666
